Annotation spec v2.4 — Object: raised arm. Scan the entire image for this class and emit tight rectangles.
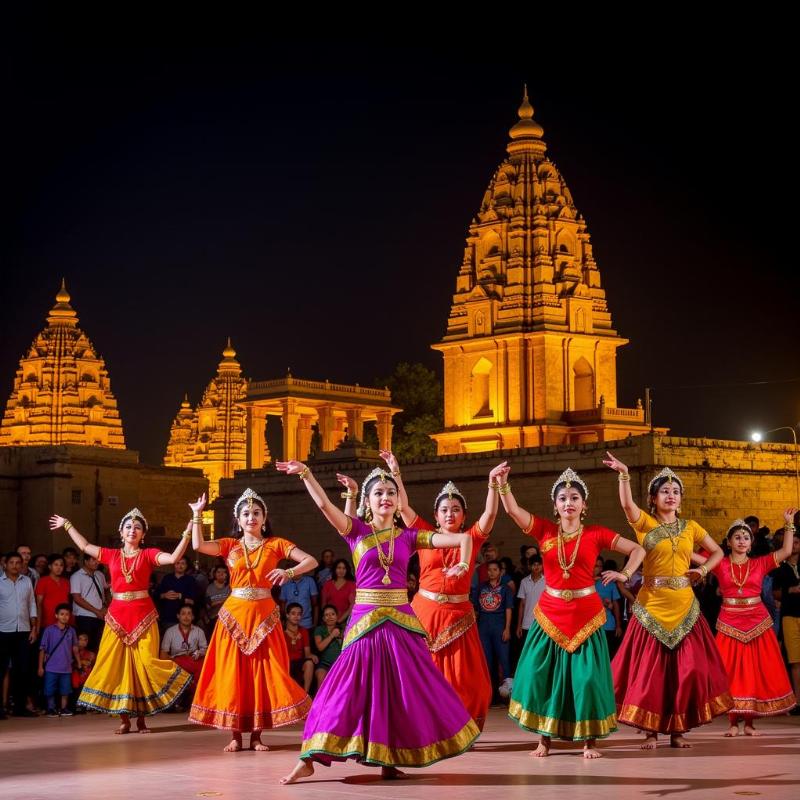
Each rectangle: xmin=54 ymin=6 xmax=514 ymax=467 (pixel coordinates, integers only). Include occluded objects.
xmin=430 ymin=531 xmax=473 ymax=577
xmin=188 ymin=494 xmax=221 ymax=557
xmin=276 ymin=460 xmax=350 ymax=533
xmin=155 ymin=520 xmax=192 ymax=566
xmin=49 ymin=515 xmax=100 ymax=559
xmin=336 ymin=474 xmax=359 ymax=517
xmin=379 ymin=450 xmax=416 ymax=527
xmin=776 ymin=508 xmax=798 ymax=564
xmin=479 ymin=462 xmax=509 ymax=533
xmin=495 ymin=466 xmax=534 ymax=532
xmin=602 ymin=451 xmax=641 ymax=523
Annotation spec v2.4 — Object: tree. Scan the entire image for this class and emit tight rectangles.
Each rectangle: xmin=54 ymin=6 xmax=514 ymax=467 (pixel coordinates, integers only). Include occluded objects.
xmin=373 ymin=362 xmax=443 ymax=460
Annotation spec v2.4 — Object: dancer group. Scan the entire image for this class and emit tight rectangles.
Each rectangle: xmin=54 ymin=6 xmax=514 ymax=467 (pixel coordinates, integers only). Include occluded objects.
xmin=46 ymin=450 xmax=797 ymax=778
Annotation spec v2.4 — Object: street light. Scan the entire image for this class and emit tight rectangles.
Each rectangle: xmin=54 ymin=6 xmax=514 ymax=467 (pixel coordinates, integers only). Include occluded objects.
xmin=750 ymin=426 xmax=800 ymax=508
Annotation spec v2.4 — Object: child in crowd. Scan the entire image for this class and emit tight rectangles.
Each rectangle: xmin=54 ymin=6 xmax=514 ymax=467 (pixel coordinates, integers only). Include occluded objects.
xmin=284 ymin=602 xmax=317 ymax=693
xmin=38 ymin=603 xmax=79 ymax=717
xmin=313 ymin=604 xmax=343 ymax=689
xmin=474 ymin=560 xmax=514 ymax=700
xmin=71 ymin=632 xmax=96 ymax=707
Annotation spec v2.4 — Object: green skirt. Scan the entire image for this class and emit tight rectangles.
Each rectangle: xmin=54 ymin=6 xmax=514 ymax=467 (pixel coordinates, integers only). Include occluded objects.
xmin=508 ymin=619 xmax=617 ymax=741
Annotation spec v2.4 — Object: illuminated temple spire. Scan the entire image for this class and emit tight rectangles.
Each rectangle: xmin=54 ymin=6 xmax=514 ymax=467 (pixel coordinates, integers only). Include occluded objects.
xmin=163 ymin=340 xmax=251 ymax=500
xmin=0 ymin=282 xmax=126 ymax=448
xmin=432 ymin=89 xmax=651 ymax=454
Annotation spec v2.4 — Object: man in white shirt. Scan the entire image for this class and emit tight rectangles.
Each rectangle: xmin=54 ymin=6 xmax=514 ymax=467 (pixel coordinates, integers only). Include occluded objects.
xmin=516 ymin=555 xmax=545 ymax=640
xmin=15 ymin=544 xmax=39 ymax=586
xmin=70 ymin=554 xmax=109 ymax=651
xmin=0 ymin=551 xmax=38 ymax=718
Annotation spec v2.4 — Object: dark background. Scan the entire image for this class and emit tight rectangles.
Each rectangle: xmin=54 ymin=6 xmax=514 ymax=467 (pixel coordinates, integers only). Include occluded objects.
xmin=4 ymin=27 xmax=797 ymax=464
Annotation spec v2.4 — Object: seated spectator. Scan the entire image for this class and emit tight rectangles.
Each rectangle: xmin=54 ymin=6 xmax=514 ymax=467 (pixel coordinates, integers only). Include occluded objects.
xmin=313 ymin=605 xmax=343 ymax=688
xmin=283 ymin=603 xmax=316 ymax=693
xmin=320 ymin=559 xmax=355 ymax=625
xmin=156 ymin=557 xmax=197 ymax=633
xmin=71 ymin=632 xmax=96 ymax=707
xmin=204 ymin=564 xmax=231 ymax=636
xmin=38 ymin=603 xmax=79 ymax=717
xmin=159 ymin=605 xmax=207 ymax=702
xmin=35 ymin=554 xmax=72 ymax=629
xmin=70 ymin=553 xmax=108 ymax=652
xmin=279 ymin=572 xmax=318 ymax=630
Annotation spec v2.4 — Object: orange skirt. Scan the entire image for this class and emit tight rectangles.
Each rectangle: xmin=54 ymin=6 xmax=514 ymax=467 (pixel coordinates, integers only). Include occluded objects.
xmin=413 ymin=596 xmax=491 ymax=729
xmin=189 ymin=612 xmax=311 ymax=732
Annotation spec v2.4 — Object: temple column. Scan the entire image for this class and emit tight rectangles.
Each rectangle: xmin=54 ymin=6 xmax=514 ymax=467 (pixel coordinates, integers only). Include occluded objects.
xmin=246 ymin=405 xmax=268 ymax=469
xmin=317 ymin=404 xmax=335 ymax=452
xmin=296 ymin=414 xmax=314 ymax=461
xmin=281 ymin=399 xmax=299 ymax=461
xmin=376 ymin=410 xmax=393 ymax=452
xmin=346 ymin=407 xmax=364 ymax=442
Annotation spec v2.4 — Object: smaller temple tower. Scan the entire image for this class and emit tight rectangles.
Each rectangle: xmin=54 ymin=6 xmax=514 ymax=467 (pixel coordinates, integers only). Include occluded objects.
xmin=0 ymin=281 xmax=126 ymax=449
xmin=164 ymin=340 xmax=249 ymax=500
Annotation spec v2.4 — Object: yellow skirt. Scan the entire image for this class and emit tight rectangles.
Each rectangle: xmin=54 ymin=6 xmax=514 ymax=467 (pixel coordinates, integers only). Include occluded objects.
xmin=78 ymin=621 xmax=191 ymax=715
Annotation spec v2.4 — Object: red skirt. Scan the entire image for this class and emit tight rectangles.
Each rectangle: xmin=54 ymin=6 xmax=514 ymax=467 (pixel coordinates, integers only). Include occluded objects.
xmin=715 ymin=628 xmax=796 ymax=718
xmin=612 ymin=615 xmax=732 ymax=733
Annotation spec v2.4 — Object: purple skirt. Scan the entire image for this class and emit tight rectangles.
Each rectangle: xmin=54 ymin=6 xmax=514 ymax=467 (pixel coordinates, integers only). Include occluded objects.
xmin=300 ymin=620 xmax=479 ymax=767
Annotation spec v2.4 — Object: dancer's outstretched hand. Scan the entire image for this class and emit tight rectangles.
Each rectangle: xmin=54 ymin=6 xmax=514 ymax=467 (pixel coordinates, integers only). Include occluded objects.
xmin=337 ymin=473 xmax=357 ymax=493
xmin=276 ymin=460 xmax=307 ymax=476
xmin=49 ymin=514 xmax=66 ymax=530
xmin=188 ymin=493 xmax=207 ymax=513
xmin=379 ymin=450 xmax=399 ymax=474
xmin=603 ymin=451 xmax=628 ymax=474
xmin=489 ymin=461 xmax=510 ymax=484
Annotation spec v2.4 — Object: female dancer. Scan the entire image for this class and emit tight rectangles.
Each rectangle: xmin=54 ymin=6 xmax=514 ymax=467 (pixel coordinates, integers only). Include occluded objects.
xmin=371 ymin=451 xmax=506 ymax=730
xmin=603 ymin=453 xmax=733 ymax=748
xmin=49 ymin=508 xmax=193 ymax=733
xmin=188 ymin=490 xmax=315 ymax=752
xmin=276 ymin=461 xmax=480 ymax=784
xmin=700 ymin=513 xmax=796 ymax=735
xmin=497 ymin=466 xmax=645 ymax=758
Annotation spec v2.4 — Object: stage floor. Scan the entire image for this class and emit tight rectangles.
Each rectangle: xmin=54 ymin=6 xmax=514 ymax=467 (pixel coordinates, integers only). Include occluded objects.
xmin=1 ymin=708 xmax=798 ymax=800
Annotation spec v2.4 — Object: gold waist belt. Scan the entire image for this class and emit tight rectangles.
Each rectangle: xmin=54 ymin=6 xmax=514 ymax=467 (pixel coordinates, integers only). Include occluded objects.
xmin=112 ymin=590 xmax=149 ymax=601
xmin=355 ymin=588 xmax=409 ymax=606
xmin=723 ymin=595 xmax=761 ymax=607
xmin=644 ymin=576 xmax=691 ymax=590
xmin=544 ymin=585 xmax=596 ymax=602
xmin=417 ymin=588 xmax=470 ymax=604
xmin=231 ymin=587 xmax=271 ymax=600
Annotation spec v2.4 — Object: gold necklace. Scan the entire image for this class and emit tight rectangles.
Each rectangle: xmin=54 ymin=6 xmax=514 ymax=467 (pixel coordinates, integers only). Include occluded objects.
xmin=370 ymin=524 xmax=396 ymax=585
xmin=729 ymin=557 xmax=750 ymax=595
xmin=119 ymin=549 xmax=140 ymax=584
xmin=557 ymin=524 xmax=583 ymax=580
xmin=658 ymin=519 xmax=682 ymax=552
xmin=241 ymin=538 xmax=265 ymax=571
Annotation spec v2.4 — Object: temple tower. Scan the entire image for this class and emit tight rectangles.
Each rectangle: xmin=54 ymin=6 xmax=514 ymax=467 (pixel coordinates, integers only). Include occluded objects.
xmin=0 ymin=281 xmax=126 ymax=449
xmin=432 ymin=90 xmax=652 ymax=454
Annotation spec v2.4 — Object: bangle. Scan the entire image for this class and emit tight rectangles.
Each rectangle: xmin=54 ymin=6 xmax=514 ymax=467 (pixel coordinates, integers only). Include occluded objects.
xmin=786 ymin=524 xmax=797 ymax=531
xmin=488 ymin=481 xmax=500 ymax=491
xmin=181 ymin=531 xmax=191 ymax=540
xmin=192 ymin=514 xmax=202 ymax=523
xmin=298 ymin=466 xmax=310 ymax=481
xmin=63 ymin=520 xmax=73 ymax=532
xmin=456 ymin=561 xmax=469 ymax=571
xmin=699 ymin=564 xmax=708 ymax=577
xmin=285 ymin=567 xmax=296 ymax=580
xmin=498 ymin=483 xmax=511 ymax=495
xmin=620 ymin=568 xmax=631 ymax=581
xmin=618 ymin=473 xmax=630 ymax=482
xmin=340 ymin=490 xmax=356 ymax=500
xmin=391 ymin=470 xmax=401 ymax=478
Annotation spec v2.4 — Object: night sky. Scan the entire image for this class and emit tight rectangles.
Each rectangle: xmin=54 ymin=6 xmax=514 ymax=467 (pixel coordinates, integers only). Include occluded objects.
xmin=4 ymin=31 xmax=798 ymax=465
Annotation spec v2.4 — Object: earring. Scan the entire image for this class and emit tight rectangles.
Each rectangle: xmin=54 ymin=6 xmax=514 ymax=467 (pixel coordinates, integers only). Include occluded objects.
xmin=553 ymin=509 xmax=559 ymax=519
xmin=261 ymin=524 xmax=266 ymax=532
xmin=238 ymin=525 xmax=243 ymax=533
xmin=365 ymin=508 xmax=373 ymax=523
xmin=580 ymin=509 xmax=587 ymax=520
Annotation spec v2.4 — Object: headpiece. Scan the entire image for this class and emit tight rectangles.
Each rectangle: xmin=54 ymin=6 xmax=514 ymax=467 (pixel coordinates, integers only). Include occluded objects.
xmin=119 ymin=507 xmax=148 ymax=531
xmin=434 ymin=480 xmax=467 ymax=512
xmin=234 ymin=487 xmax=268 ymax=517
xmin=550 ymin=468 xmax=589 ymax=501
xmin=357 ymin=467 xmax=397 ymax=519
xmin=647 ymin=467 xmax=684 ymax=495
xmin=726 ymin=519 xmax=751 ymax=538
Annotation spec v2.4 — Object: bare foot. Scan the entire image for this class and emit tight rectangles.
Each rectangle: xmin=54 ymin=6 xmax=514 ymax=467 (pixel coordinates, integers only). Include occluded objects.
xmin=224 ymin=733 xmax=243 ymax=752
xmin=136 ymin=716 xmax=150 ymax=734
xmin=114 ymin=721 xmax=131 ymax=735
xmin=743 ymin=724 xmax=761 ymax=736
xmin=724 ymin=725 xmax=739 ymax=737
xmin=250 ymin=733 xmax=270 ymax=751
xmin=670 ymin=734 xmax=691 ymax=748
xmin=279 ymin=760 xmax=314 ymax=784
xmin=381 ymin=766 xmax=406 ymax=779
xmin=640 ymin=733 xmax=658 ymax=750
xmin=529 ymin=737 xmax=551 ymax=757
xmin=583 ymin=739 xmax=602 ymax=758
